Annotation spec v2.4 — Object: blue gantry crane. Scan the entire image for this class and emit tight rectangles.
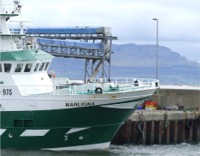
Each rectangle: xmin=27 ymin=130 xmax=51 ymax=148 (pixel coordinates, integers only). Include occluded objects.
xmin=25 ymin=27 xmax=117 ymax=82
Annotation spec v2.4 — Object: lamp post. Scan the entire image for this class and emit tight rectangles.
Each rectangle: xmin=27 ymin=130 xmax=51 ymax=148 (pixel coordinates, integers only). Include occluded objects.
xmin=153 ymin=18 xmax=159 ymax=80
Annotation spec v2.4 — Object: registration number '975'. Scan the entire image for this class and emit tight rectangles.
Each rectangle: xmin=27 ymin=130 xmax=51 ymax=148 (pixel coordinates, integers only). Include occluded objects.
xmin=2 ymin=89 xmax=12 ymax=95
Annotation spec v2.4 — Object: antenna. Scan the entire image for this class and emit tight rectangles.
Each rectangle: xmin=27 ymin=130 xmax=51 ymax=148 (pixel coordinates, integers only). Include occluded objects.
xmin=11 ymin=20 xmax=33 ymax=34
xmin=0 ymin=0 xmax=2 ymax=10
xmin=14 ymin=0 xmax=20 ymax=5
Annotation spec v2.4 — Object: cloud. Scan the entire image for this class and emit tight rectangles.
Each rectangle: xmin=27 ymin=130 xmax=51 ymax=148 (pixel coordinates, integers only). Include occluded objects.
xmin=4 ymin=0 xmax=200 ymax=62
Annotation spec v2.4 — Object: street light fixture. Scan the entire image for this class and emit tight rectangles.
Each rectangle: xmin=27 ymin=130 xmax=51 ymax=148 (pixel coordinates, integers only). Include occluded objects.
xmin=153 ymin=18 xmax=159 ymax=80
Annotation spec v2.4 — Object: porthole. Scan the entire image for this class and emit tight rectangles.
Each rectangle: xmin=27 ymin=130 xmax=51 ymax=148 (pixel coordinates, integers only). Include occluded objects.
xmin=79 ymin=136 xmax=84 ymax=140
xmin=8 ymin=132 xmax=13 ymax=138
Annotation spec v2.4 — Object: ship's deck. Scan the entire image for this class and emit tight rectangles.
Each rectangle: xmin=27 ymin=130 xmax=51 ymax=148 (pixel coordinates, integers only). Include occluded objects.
xmin=19 ymin=78 xmax=159 ymax=96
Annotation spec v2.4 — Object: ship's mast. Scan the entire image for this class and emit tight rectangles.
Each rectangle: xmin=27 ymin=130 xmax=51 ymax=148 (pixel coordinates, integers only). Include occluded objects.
xmin=0 ymin=0 xmax=2 ymax=12
xmin=0 ymin=0 xmax=23 ymax=52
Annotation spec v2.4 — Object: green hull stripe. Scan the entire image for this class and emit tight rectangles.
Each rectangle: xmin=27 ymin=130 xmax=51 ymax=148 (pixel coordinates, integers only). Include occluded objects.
xmin=1 ymin=104 xmax=136 ymax=128
xmin=1 ymin=123 xmax=122 ymax=149
xmin=0 ymin=50 xmax=54 ymax=61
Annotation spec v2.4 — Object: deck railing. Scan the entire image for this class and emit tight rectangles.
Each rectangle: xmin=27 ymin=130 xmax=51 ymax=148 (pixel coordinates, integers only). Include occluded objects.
xmin=14 ymin=78 xmax=159 ymax=96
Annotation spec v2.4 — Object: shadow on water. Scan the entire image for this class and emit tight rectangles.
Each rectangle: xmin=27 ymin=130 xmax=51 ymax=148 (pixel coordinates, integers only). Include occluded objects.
xmin=1 ymin=149 xmax=112 ymax=156
xmin=1 ymin=143 xmax=200 ymax=156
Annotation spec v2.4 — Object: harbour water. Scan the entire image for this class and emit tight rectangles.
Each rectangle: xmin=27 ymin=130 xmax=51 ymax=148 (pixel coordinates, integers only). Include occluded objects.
xmin=1 ymin=143 xmax=200 ymax=156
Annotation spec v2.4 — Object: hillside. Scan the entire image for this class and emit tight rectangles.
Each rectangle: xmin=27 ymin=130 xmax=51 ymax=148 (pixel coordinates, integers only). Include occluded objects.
xmin=112 ymin=44 xmax=199 ymax=68
xmin=49 ymin=44 xmax=200 ymax=85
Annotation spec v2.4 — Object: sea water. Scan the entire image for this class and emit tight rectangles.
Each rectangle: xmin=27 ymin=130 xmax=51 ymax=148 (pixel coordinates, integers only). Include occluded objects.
xmin=1 ymin=143 xmax=200 ymax=156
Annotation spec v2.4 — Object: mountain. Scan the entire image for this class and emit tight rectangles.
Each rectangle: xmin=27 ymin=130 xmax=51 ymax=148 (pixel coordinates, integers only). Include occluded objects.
xmin=49 ymin=44 xmax=200 ymax=85
xmin=111 ymin=44 xmax=199 ymax=68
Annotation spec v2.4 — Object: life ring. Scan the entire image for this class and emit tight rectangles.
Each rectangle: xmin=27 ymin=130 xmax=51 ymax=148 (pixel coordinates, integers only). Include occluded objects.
xmin=95 ymin=87 xmax=103 ymax=94
xmin=134 ymin=80 xmax=139 ymax=86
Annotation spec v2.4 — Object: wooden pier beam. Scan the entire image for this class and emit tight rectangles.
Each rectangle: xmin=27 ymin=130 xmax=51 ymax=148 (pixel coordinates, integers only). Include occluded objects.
xmin=145 ymin=121 xmax=152 ymax=145
xmin=111 ymin=120 xmax=132 ymax=144
xmin=112 ymin=110 xmax=200 ymax=145
xmin=154 ymin=121 xmax=160 ymax=144
xmin=198 ymin=116 xmax=200 ymax=141
xmin=177 ymin=120 xmax=185 ymax=143
xmin=130 ymin=121 xmax=137 ymax=144
xmin=151 ymin=121 xmax=155 ymax=144
xmin=192 ymin=118 xmax=198 ymax=142
xmin=169 ymin=120 xmax=175 ymax=143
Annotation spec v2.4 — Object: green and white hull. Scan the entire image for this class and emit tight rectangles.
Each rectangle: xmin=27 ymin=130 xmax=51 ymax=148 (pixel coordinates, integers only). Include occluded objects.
xmin=1 ymin=90 xmax=154 ymax=150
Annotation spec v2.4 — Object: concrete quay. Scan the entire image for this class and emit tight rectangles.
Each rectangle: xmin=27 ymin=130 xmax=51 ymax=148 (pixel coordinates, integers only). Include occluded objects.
xmin=152 ymin=85 xmax=200 ymax=110
xmin=112 ymin=110 xmax=200 ymax=145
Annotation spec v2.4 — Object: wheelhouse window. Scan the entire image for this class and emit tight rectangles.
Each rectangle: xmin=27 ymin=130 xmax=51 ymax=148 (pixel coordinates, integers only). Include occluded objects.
xmin=4 ymin=63 xmax=12 ymax=73
xmin=15 ymin=63 xmax=23 ymax=72
xmin=39 ymin=62 xmax=45 ymax=71
xmin=0 ymin=63 xmax=2 ymax=72
xmin=44 ymin=62 xmax=49 ymax=71
xmin=24 ymin=63 xmax=32 ymax=72
xmin=34 ymin=63 xmax=39 ymax=72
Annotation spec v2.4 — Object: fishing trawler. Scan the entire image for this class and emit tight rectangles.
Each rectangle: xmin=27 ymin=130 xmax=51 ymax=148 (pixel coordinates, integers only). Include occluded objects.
xmin=0 ymin=1 xmax=159 ymax=151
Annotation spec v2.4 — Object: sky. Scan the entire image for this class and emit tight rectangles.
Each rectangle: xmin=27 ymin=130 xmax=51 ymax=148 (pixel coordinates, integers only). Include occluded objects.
xmin=4 ymin=0 xmax=200 ymax=63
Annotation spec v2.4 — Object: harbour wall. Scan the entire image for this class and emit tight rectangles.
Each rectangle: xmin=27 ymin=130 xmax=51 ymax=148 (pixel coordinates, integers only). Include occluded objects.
xmin=112 ymin=110 xmax=200 ymax=145
xmin=153 ymin=85 xmax=200 ymax=110
xmin=112 ymin=87 xmax=200 ymax=145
